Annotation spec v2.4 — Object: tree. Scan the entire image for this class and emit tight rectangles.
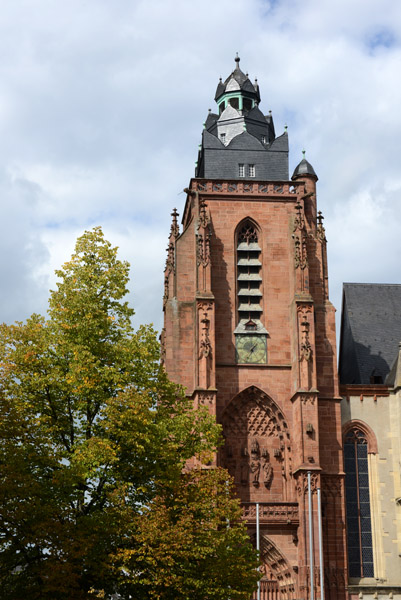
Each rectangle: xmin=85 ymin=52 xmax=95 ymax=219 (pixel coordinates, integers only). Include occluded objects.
xmin=0 ymin=227 xmax=259 ymax=599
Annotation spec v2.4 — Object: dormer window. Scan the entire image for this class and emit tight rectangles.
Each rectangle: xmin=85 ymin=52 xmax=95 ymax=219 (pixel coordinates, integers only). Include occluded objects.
xmin=238 ymin=164 xmax=245 ymax=177
xmin=248 ymin=164 xmax=255 ymax=177
xmin=261 ymin=135 xmax=267 ymax=144
xmin=220 ymin=133 xmax=226 ymax=145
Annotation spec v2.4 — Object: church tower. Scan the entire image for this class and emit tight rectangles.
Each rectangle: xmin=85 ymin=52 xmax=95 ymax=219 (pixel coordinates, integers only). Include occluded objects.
xmin=161 ymin=57 xmax=347 ymax=600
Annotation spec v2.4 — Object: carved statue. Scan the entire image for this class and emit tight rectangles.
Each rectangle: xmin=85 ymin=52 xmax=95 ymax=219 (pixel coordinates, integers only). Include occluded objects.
xmin=262 ymin=458 xmax=273 ymax=488
xmin=250 ymin=459 xmax=261 ymax=485
xmin=251 ymin=438 xmax=260 ymax=455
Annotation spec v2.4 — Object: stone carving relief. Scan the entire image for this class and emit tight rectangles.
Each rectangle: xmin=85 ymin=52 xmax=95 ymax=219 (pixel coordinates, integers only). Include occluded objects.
xmin=221 ymin=387 xmax=291 ymax=495
xmin=165 ymin=241 xmax=175 ymax=274
xmin=299 ymin=317 xmax=312 ymax=362
xmin=293 ymin=201 xmax=308 ymax=271
xmin=222 ymin=387 xmax=290 ymax=439
xmin=197 ymin=301 xmax=213 ymax=359
xmin=300 ymin=394 xmax=316 ymax=405
xmin=196 ymin=200 xmax=211 ymax=268
xmin=170 ymin=207 xmax=180 ymax=239
xmin=316 ymin=211 xmax=327 ymax=243
xmin=197 ymin=392 xmax=215 ymax=406
xmin=163 ymin=240 xmax=176 ymax=309
xmin=162 ymin=274 xmax=169 ymax=309
xmin=293 ymin=200 xmax=305 ymax=233
xmin=296 ymin=471 xmax=319 ymax=496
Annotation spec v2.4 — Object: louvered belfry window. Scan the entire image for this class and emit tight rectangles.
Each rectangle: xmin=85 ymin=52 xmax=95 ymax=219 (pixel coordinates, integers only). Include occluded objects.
xmin=236 ymin=221 xmax=262 ymax=328
xmin=344 ymin=428 xmax=374 ymax=578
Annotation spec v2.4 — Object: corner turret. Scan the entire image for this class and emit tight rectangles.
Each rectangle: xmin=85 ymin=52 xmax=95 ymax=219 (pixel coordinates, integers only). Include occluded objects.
xmin=292 ymin=151 xmax=318 ymax=181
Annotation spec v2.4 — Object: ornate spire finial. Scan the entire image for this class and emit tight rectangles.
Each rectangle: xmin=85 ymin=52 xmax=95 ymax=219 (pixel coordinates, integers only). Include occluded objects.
xmin=285 ymin=124 xmax=288 ymax=131
xmin=316 ymin=211 xmax=326 ymax=242
xmin=170 ymin=208 xmax=179 ymax=238
xmin=235 ymin=53 xmax=240 ymax=65
xmin=302 ymin=149 xmax=306 ymax=159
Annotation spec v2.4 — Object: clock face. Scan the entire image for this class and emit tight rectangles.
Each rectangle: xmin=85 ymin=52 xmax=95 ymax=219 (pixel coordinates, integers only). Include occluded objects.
xmin=236 ymin=335 xmax=267 ymax=364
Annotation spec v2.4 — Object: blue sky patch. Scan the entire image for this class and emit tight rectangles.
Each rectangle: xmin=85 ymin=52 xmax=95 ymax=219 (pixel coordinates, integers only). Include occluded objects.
xmin=366 ymin=28 xmax=396 ymax=52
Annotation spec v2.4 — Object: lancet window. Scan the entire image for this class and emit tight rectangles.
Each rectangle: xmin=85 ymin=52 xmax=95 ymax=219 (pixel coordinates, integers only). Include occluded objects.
xmin=344 ymin=427 xmax=374 ymax=578
xmin=236 ymin=221 xmax=263 ymax=329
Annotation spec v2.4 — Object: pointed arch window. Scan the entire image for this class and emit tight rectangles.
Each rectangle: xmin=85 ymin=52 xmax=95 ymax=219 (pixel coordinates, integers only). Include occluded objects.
xmin=344 ymin=427 xmax=374 ymax=578
xmin=236 ymin=221 xmax=263 ymax=328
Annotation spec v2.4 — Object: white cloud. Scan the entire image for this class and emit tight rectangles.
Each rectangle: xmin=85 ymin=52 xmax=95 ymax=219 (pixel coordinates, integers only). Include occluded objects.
xmin=0 ymin=0 xmax=400 ymax=337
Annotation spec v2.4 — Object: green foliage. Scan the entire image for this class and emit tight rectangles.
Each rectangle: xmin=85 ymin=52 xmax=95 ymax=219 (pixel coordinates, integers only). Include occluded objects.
xmin=0 ymin=227 xmax=259 ymax=599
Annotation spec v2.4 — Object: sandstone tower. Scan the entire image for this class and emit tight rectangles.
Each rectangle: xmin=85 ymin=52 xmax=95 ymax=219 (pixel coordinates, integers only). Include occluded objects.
xmin=161 ymin=56 xmax=347 ymax=600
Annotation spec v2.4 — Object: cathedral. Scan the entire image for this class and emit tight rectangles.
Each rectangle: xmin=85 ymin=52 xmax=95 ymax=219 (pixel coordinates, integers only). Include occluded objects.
xmin=161 ymin=56 xmax=348 ymax=600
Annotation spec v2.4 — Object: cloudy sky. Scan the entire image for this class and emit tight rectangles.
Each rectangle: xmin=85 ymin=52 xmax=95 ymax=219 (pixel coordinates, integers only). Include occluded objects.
xmin=1 ymin=0 xmax=401 ymax=340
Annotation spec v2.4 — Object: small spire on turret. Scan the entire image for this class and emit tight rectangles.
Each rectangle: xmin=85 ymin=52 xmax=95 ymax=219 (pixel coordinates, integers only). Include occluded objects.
xmin=235 ymin=52 xmax=240 ymax=66
xmin=302 ymin=149 xmax=306 ymax=158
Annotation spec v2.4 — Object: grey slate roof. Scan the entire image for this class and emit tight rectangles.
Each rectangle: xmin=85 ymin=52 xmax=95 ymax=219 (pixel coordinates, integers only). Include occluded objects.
xmin=214 ymin=56 xmax=260 ymax=102
xmin=339 ymin=283 xmax=401 ymax=385
xmin=292 ymin=158 xmax=317 ymax=180
xmin=204 ymin=112 xmax=218 ymax=130
xmin=386 ymin=343 xmax=401 ymax=388
xmin=197 ymin=58 xmax=288 ymax=180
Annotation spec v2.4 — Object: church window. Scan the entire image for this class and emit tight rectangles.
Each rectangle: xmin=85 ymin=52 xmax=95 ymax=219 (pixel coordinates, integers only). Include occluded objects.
xmin=236 ymin=221 xmax=263 ymax=326
xmin=248 ymin=164 xmax=255 ymax=177
xmin=344 ymin=427 xmax=374 ymax=578
xmin=238 ymin=164 xmax=245 ymax=177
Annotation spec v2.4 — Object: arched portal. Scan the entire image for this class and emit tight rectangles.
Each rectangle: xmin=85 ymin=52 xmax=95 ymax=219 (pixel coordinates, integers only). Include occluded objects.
xmin=251 ymin=535 xmax=296 ymax=600
xmin=221 ymin=386 xmax=292 ymax=502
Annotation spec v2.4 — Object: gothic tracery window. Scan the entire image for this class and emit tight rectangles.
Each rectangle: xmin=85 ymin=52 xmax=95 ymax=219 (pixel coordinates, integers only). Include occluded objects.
xmin=344 ymin=427 xmax=374 ymax=578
